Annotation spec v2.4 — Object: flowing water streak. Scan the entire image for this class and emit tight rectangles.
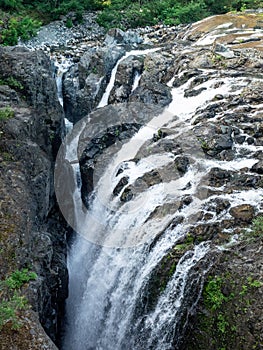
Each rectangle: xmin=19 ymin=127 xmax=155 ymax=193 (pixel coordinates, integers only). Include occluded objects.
xmin=97 ymin=47 xmax=160 ymax=108
xmin=131 ymin=70 xmax=142 ymax=92
xmin=145 ymin=242 xmax=211 ymax=349
xmin=54 ymin=56 xmax=74 ymax=132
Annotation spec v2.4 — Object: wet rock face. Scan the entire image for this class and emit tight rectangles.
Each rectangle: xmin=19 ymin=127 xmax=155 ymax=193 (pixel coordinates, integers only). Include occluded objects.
xmin=62 ymin=43 xmax=174 ymax=123
xmin=63 ymin=45 xmax=125 ymax=123
xmin=182 ymin=236 xmax=263 ymax=350
xmin=78 ymin=102 xmax=163 ymax=207
xmin=0 ymin=47 xmax=67 ymax=348
xmin=0 ymin=47 xmax=64 ymax=156
xmin=108 ymin=55 xmax=144 ymax=104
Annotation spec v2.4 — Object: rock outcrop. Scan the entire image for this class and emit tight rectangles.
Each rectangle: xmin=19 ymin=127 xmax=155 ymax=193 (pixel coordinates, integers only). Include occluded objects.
xmin=63 ymin=45 xmax=125 ymax=123
xmin=0 ymin=47 xmax=67 ymax=349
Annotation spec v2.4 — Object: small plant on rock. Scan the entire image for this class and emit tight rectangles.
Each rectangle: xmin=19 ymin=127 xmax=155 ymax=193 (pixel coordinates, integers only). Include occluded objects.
xmin=0 ymin=107 xmax=14 ymax=121
xmin=0 ymin=269 xmax=37 ymax=330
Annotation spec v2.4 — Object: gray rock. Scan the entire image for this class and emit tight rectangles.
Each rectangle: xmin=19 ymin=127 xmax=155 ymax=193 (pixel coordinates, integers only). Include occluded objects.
xmin=104 ymin=28 xmax=143 ymax=46
xmin=0 ymin=46 xmax=67 ymax=346
xmin=109 ymin=55 xmax=144 ymax=104
xmin=63 ymin=46 xmax=125 ymax=123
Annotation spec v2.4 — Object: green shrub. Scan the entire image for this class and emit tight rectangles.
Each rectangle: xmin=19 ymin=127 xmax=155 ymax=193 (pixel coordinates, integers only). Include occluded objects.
xmin=0 ymin=292 xmax=27 ymax=330
xmin=0 ymin=269 xmax=37 ymax=330
xmin=0 ymin=77 xmax=23 ymax=90
xmin=0 ymin=106 xmax=14 ymax=121
xmin=0 ymin=0 xmax=23 ymax=11
xmin=203 ymin=276 xmax=227 ymax=310
xmin=65 ymin=18 xmax=73 ymax=28
xmin=5 ymin=269 xmax=37 ymax=289
xmin=162 ymin=0 xmax=209 ymax=26
xmin=1 ymin=151 xmax=13 ymax=161
xmin=1 ymin=16 xmax=41 ymax=46
xmin=251 ymin=216 xmax=263 ymax=236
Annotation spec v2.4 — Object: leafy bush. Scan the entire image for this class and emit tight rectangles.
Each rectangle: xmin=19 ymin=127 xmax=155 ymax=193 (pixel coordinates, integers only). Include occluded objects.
xmin=243 ymin=215 xmax=263 ymax=240
xmin=97 ymin=0 xmax=263 ymax=29
xmin=0 ymin=269 xmax=37 ymax=330
xmin=1 ymin=16 xmax=41 ymax=45
xmin=5 ymin=269 xmax=37 ymax=289
xmin=65 ymin=18 xmax=73 ymax=28
xmin=162 ymin=0 xmax=209 ymax=25
xmin=0 ymin=0 xmax=262 ymax=41
xmin=251 ymin=216 xmax=263 ymax=236
xmin=0 ymin=293 xmax=27 ymax=330
xmin=204 ymin=276 xmax=227 ymax=310
xmin=0 ymin=106 xmax=14 ymax=121
xmin=0 ymin=0 xmax=22 ymax=11
xmin=0 ymin=76 xmax=23 ymax=90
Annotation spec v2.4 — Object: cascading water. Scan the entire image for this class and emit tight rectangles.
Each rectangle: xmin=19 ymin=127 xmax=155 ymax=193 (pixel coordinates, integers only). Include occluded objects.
xmin=54 ymin=56 xmax=74 ymax=133
xmin=97 ymin=48 xmax=160 ymax=108
xmin=58 ymin=45 xmax=263 ymax=350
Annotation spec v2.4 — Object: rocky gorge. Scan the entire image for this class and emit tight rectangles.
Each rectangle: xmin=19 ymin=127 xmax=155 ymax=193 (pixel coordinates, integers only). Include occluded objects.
xmin=0 ymin=9 xmax=263 ymax=350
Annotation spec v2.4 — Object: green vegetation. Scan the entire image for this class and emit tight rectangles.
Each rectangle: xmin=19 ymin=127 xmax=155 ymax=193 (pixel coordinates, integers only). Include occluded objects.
xmin=204 ymin=276 xmax=232 ymax=310
xmin=97 ymin=0 xmax=263 ymax=29
xmin=0 ymin=0 xmax=262 ymax=44
xmin=198 ymin=137 xmax=210 ymax=151
xmin=197 ymin=271 xmax=263 ymax=348
xmin=0 ymin=269 xmax=37 ymax=330
xmin=0 ymin=76 xmax=23 ymax=90
xmin=175 ymin=233 xmax=194 ymax=251
xmin=243 ymin=215 xmax=263 ymax=240
xmin=0 ymin=106 xmax=14 ymax=121
xmin=250 ymin=215 xmax=263 ymax=236
xmin=1 ymin=151 xmax=13 ymax=161
xmin=0 ymin=13 xmax=42 ymax=45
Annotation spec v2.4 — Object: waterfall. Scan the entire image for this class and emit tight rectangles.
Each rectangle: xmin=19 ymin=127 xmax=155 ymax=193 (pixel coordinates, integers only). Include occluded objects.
xmin=97 ymin=48 xmax=160 ymax=108
xmin=58 ymin=45 xmax=263 ymax=350
xmin=131 ymin=71 xmax=142 ymax=92
xmin=54 ymin=56 xmax=73 ymax=133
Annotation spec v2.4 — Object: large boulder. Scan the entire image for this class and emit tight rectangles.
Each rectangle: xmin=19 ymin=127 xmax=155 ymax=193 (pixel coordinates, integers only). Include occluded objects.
xmin=109 ymin=55 xmax=144 ymax=104
xmin=63 ymin=46 xmax=125 ymax=123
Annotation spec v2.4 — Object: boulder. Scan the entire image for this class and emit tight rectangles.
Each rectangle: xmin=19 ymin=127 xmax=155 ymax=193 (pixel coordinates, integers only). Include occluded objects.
xmin=230 ymin=204 xmax=255 ymax=222
xmin=109 ymin=55 xmax=144 ymax=104
xmin=63 ymin=45 xmax=125 ymax=123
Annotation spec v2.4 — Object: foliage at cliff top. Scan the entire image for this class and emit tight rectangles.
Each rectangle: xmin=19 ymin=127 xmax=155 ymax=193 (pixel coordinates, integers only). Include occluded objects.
xmin=0 ymin=0 xmax=262 ymax=44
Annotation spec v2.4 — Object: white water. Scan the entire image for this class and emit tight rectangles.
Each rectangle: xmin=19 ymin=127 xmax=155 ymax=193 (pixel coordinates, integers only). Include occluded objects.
xmin=62 ymin=46 xmax=263 ymax=349
xmin=54 ymin=57 xmax=74 ymax=133
xmin=131 ymin=70 xmax=142 ymax=92
xmin=97 ymin=48 xmax=160 ymax=108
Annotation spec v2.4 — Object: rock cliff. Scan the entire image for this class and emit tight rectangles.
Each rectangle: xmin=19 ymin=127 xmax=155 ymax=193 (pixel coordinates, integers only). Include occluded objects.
xmin=0 ymin=46 xmax=67 ymax=349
